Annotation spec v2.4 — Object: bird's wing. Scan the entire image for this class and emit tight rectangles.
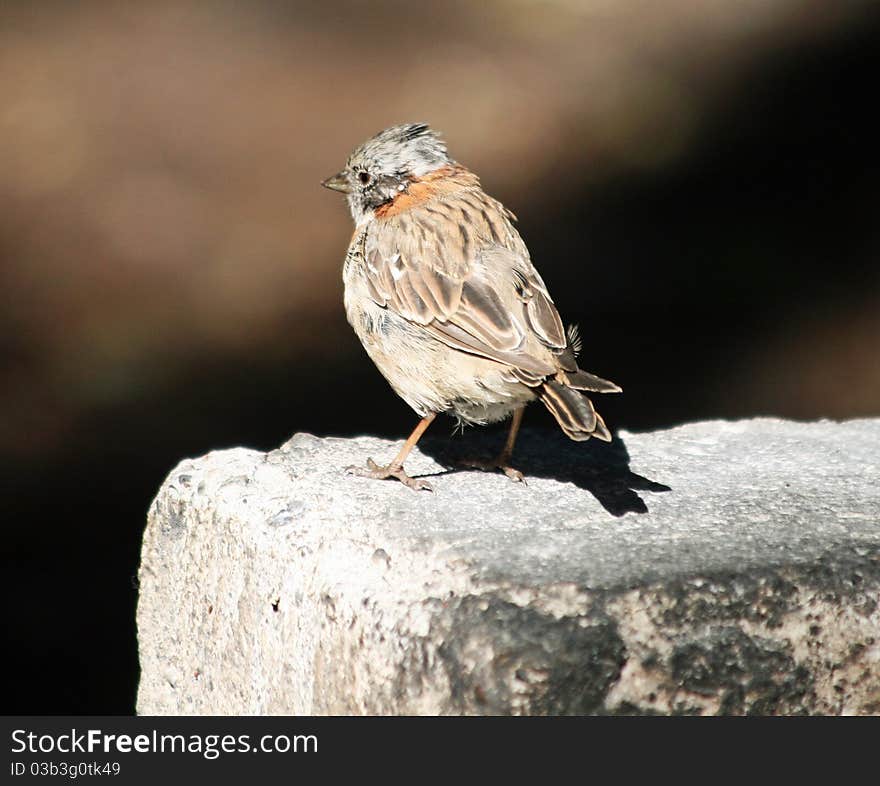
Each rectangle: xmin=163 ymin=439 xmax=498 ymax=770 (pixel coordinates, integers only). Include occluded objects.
xmin=363 ymin=194 xmax=570 ymax=377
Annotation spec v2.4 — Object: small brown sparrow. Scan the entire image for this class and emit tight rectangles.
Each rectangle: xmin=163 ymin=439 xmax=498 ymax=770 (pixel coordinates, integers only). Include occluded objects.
xmin=323 ymin=123 xmax=620 ymax=491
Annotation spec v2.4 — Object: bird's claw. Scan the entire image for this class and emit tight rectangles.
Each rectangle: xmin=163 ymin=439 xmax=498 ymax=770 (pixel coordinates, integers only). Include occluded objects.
xmin=346 ymin=459 xmax=434 ymax=492
xmin=456 ymin=457 xmax=526 ymax=484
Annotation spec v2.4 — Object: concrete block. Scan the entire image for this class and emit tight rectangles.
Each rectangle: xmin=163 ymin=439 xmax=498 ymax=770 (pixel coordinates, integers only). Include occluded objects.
xmin=136 ymin=418 xmax=880 ymax=714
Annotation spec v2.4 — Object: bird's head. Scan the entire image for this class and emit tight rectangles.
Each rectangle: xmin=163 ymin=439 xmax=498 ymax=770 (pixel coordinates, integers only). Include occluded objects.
xmin=322 ymin=123 xmax=452 ymax=225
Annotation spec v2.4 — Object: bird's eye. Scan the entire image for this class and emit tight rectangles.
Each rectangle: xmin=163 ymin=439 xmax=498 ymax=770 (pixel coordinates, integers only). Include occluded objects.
xmin=358 ymin=171 xmax=372 ymax=185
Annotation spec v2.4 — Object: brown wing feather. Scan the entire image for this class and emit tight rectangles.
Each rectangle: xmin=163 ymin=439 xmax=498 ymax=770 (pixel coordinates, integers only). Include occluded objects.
xmin=362 ymin=177 xmax=571 ymax=379
xmin=526 ymin=288 xmax=566 ymax=349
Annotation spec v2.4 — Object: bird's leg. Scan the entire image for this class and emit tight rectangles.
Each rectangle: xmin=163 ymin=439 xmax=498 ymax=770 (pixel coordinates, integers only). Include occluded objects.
xmin=458 ymin=407 xmax=526 ymax=483
xmin=346 ymin=413 xmax=436 ymax=491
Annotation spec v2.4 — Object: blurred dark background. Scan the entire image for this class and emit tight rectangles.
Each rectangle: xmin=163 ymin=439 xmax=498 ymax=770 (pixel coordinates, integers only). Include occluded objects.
xmin=2 ymin=1 xmax=878 ymax=714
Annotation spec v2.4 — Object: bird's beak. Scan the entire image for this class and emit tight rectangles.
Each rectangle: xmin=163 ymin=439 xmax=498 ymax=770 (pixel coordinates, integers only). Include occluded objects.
xmin=321 ymin=172 xmax=352 ymax=194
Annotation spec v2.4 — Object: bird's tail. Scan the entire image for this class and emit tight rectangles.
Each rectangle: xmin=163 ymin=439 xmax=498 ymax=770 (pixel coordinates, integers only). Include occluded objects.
xmin=563 ymin=369 xmax=621 ymax=394
xmin=537 ymin=380 xmax=613 ymax=442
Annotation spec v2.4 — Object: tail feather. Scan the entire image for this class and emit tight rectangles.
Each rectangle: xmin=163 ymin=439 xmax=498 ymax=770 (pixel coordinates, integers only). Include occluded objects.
xmin=538 ymin=380 xmax=613 ymax=442
xmin=563 ymin=369 xmax=622 ymax=393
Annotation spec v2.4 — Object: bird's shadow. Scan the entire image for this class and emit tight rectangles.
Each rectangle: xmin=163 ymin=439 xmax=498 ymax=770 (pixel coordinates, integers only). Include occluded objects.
xmin=418 ymin=426 xmax=671 ymax=517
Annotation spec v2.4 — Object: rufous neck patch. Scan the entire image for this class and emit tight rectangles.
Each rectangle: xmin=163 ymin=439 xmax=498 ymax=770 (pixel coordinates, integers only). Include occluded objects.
xmin=374 ymin=165 xmax=478 ymax=218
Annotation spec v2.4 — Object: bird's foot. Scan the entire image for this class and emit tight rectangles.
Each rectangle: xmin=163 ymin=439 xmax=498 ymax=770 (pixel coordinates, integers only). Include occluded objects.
xmin=456 ymin=456 xmax=525 ymax=484
xmin=345 ymin=458 xmax=433 ymax=492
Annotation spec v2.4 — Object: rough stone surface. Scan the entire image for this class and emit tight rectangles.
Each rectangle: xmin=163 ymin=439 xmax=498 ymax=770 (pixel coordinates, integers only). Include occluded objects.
xmin=136 ymin=418 xmax=880 ymax=715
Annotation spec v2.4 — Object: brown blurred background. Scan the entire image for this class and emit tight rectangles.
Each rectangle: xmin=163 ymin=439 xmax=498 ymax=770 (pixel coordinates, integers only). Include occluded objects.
xmin=3 ymin=0 xmax=878 ymax=713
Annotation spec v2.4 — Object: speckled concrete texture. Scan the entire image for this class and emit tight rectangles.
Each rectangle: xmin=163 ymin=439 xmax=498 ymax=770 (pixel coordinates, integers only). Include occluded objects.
xmin=136 ymin=418 xmax=880 ymax=715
